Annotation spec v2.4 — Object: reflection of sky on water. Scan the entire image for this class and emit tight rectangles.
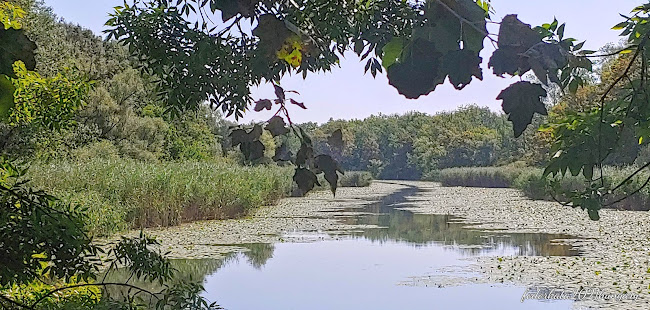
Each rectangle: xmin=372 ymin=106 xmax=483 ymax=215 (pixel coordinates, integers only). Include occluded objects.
xmin=107 ymin=184 xmax=580 ymax=309
xmin=196 ymin=184 xmax=578 ymax=310
xmin=203 ymin=239 xmax=572 ymax=310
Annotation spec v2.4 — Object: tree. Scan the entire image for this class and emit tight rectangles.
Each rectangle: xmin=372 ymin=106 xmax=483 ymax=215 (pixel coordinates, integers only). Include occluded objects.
xmin=0 ymin=2 xmax=221 ymax=308
xmin=105 ymin=0 xmax=650 ymax=220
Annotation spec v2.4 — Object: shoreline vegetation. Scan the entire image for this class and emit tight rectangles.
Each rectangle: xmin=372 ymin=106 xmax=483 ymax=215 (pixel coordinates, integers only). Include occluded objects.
xmin=26 ymin=159 xmax=373 ymax=237
xmin=437 ymin=164 xmax=650 ymax=211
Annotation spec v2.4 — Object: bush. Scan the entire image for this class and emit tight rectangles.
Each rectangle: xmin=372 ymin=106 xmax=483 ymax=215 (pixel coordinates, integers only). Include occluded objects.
xmin=27 ymin=159 xmax=294 ymax=236
xmin=339 ymin=171 xmax=373 ymax=187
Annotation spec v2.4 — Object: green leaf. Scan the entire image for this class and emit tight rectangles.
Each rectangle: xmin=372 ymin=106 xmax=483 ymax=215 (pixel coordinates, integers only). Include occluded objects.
xmin=354 ymin=39 xmax=364 ymax=56
xmin=612 ymin=21 xmax=628 ymax=30
xmin=0 ymin=28 xmax=37 ymax=78
xmin=497 ymin=81 xmax=548 ymax=137
xmin=569 ymin=78 xmax=579 ymax=94
xmin=381 ymin=37 xmax=404 ymax=69
xmin=587 ymin=208 xmax=600 ymax=221
xmin=550 ymin=18 xmax=558 ymax=31
xmin=0 ymin=74 xmax=15 ymax=120
xmin=557 ymin=23 xmax=565 ymax=40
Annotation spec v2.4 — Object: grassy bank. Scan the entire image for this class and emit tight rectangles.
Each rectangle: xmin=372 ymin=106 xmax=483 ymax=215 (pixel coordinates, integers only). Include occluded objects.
xmin=439 ymin=165 xmax=650 ymax=211
xmin=27 ymin=160 xmax=294 ymax=236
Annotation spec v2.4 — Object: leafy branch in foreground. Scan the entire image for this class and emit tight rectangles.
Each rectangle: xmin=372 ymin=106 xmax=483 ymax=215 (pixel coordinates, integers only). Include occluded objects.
xmin=89 ymin=0 xmax=650 ymax=222
xmin=0 ymin=159 xmax=221 ymax=309
xmin=541 ymin=3 xmax=650 ymax=220
xmin=230 ymin=84 xmax=344 ymax=196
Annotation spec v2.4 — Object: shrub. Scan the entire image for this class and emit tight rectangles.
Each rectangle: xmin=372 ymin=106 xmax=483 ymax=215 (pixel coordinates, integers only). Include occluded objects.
xmin=339 ymin=171 xmax=373 ymax=187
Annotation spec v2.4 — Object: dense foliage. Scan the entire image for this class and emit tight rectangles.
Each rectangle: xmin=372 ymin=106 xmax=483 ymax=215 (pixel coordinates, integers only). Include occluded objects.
xmin=4 ymin=0 xmax=650 ymax=308
xmin=102 ymin=0 xmax=650 ymax=221
xmin=292 ymin=105 xmax=539 ymax=180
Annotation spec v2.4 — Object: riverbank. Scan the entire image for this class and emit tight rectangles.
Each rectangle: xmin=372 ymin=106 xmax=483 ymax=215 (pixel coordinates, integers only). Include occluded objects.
xmin=111 ymin=181 xmax=650 ymax=309
xmin=438 ymin=166 xmax=650 ymax=211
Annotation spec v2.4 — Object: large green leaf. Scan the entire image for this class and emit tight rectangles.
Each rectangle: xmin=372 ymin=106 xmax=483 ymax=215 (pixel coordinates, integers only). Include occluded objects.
xmin=381 ymin=37 xmax=404 ymax=69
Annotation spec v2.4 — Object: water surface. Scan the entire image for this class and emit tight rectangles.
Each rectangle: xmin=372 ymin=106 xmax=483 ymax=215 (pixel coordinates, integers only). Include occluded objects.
xmin=111 ymin=183 xmax=581 ymax=309
xmin=196 ymin=184 xmax=579 ymax=309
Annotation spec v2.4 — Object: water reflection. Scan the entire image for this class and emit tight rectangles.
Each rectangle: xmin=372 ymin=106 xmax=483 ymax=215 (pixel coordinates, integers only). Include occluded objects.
xmin=106 ymin=183 xmax=580 ymax=310
xmin=342 ymin=210 xmax=578 ymax=256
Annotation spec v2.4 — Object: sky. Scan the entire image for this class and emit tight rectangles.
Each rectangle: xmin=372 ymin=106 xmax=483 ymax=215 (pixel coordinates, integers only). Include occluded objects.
xmin=45 ymin=0 xmax=645 ymax=124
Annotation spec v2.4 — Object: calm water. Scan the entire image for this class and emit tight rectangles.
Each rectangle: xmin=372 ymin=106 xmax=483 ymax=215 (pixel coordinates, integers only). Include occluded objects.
xmin=111 ymin=184 xmax=580 ymax=309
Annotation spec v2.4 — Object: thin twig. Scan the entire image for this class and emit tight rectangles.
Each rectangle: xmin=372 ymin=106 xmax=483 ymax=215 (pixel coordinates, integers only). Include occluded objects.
xmin=605 ymin=173 xmax=650 ymax=207
xmin=577 ymin=45 xmax=639 ymax=58
xmin=597 ymin=36 xmax=647 ymax=187
xmin=611 ymin=160 xmax=650 ymax=193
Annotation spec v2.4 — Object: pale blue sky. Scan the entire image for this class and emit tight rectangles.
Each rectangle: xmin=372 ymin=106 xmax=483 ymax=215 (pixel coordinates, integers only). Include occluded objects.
xmin=45 ymin=0 xmax=644 ymax=124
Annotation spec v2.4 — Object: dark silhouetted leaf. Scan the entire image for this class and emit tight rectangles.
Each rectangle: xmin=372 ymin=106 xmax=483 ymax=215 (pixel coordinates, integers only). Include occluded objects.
xmin=240 ymin=140 xmax=265 ymax=161
xmin=313 ymin=155 xmax=344 ymax=196
xmin=497 ymin=81 xmax=548 ymax=137
xmin=387 ymin=38 xmax=443 ymax=99
xmin=272 ymin=143 xmax=293 ymax=162
xmin=274 ymin=84 xmax=285 ymax=101
xmin=253 ymin=15 xmax=291 ymax=60
xmin=0 ymin=28 xmax=37 ymax=78
xmin=0 ymin=75 xmax=15 ymax=120
xmin=265 ymin=116 xmax=289 ymax=137
xmin=327 ymin=129 xmax=344 ymax=148
xmin=295 ymin=143 xmax=313 ymax=167
xmin=289 ymin=98 xmax=306 ymax=109
xmin=230 ymin=124 xmax=262 ymax=147
xmin=523 ymin=42 xmax=569 ymax=85
xmin=488 ymin=15 xmax=541 ymax=76
xmin=293 ymin=168 xmax=319 ymax=195
xmin=254 ymin=99 xmax=272 ymax=112
xmin=442 ymin=50 xmax=483 ymax=90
